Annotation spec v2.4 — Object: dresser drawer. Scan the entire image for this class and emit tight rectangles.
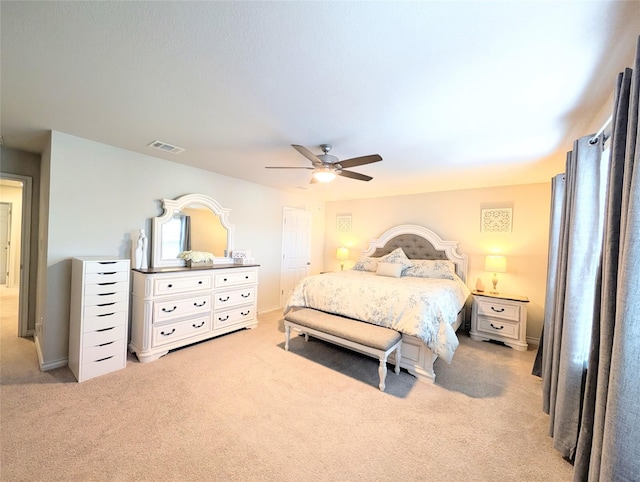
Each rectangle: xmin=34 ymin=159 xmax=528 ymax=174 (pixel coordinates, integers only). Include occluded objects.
xmin=85 ymin=260 xmax=129 ymax=274
xmin=214 ymin=270 xmax=256 ymax=288
xmin=214 ymin=287 xmax=255 ymax=309
xmin=476 ymin=316 xmax=520 ymax=340
xmin=476 ymin=299 xmax=520 ymax=322
xmin=85 ymin=290 xmax=129 ymax=307
xmin=83 ymin=338 xmax=125 ymax=361
xmin=85 ymin=271 xmax=129 ymax=285
xmin=152 ymin=315 xmax=212 ymax=347
xmin=83 ymin=310 xmax=128 ymax=332
xmin=84 ymin=300 xmax=128 ymax=318
xmin=154 ymin=294 xmax=211 ymax=323
xmin=83 ymin=324 xmax=127 ymax=347
xmin=154 ymin=275 xmax=212 ymax=296
xmin=84 ymin=281 xmax=128 ymax=296
xmin=80 ymin=349 xmax=126 ymax=381
xmin=214 ymin=305 xmax=255 ymax=329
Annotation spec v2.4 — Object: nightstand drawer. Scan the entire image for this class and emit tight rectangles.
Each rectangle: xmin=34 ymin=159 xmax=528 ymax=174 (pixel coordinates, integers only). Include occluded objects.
xmin=476 ymin=299 xmax=520 ymax=321
xmin=476 ymin=316 xmax=519 ymax=340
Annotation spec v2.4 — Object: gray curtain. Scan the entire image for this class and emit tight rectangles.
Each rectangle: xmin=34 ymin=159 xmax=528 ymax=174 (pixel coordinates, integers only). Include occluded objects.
xmin=541 ymin=134 xmax=607 ymax=460
xmin=574 ymin=37 xmax=640 ymax=482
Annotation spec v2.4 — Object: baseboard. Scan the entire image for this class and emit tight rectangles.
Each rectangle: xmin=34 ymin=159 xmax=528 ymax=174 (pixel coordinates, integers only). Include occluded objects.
xmin=526 ymin=336 xmax=540 ymax=347
xmin=34 ymin=335 xmax=68 ymax=371
xmin=258 ymin=306 xmax=282 ymax=315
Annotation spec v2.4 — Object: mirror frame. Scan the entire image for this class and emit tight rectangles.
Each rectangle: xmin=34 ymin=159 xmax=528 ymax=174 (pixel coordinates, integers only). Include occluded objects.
xmin=151 ymin=193 xmax=235 ymax=268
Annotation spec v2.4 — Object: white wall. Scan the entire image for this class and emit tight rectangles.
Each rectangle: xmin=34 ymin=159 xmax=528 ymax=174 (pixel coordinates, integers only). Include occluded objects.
xmin=324 ymin=183 xmax=552 ymax=343
xmin=39 ymin=131 xmax=325 ymax=367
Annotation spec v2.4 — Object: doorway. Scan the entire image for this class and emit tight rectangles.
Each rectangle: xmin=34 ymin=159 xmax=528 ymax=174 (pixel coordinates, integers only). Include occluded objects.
xmin=0 ymin=175 xmax=31 ymax=338
xmin=280 ymin=207 xmax=311 ymax=308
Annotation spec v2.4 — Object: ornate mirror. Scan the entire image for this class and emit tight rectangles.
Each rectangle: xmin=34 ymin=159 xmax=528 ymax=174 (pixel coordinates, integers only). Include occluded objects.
xmin=151 ymin=193 xmax=235 ymax=268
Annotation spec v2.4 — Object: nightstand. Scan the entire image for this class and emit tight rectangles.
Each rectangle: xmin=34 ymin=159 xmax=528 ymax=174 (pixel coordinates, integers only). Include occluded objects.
xmin=469 ymin=291 xmax=529 ymax=351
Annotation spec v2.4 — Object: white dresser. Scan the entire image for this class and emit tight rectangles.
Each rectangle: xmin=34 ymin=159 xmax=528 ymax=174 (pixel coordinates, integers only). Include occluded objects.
xmin=469 ymin=291 xmax=529 ymax=351
xmin=129 ymin=264 xmax=259 ymax=363
xmin=69 ymin=257 xmax=130 ymax=382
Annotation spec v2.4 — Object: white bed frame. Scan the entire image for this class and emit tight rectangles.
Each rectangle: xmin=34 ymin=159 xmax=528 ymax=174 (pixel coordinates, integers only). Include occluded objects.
xmin=361 ymin=224 xmax=469 ymax=384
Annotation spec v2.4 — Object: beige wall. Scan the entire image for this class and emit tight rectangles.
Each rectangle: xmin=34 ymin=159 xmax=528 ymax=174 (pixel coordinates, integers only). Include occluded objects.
xmin=324 ymin=182 xmax=552 ymax=343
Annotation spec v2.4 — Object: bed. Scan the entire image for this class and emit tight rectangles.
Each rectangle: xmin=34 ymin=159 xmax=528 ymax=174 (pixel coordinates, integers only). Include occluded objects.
xmin=283 ymin=224 xmax=470 ymax=383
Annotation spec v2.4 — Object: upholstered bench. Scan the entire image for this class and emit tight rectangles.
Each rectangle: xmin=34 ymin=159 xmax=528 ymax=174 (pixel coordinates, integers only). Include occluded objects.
xmin=284 ymin=308 xmax=402 ymax=392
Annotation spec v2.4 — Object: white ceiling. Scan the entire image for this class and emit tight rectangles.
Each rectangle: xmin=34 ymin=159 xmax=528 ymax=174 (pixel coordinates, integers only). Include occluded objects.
xmin=2 ymin=1 xmax=639 ymax=201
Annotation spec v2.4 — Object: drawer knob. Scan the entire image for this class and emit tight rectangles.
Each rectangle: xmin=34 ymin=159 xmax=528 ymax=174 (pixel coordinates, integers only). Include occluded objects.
xmin=223 ymin=278 xmax=228 ymax=282
xmin=167 ymin=284 xmax=173 ymax=288
xmin=219 ymin=296 xmax=230 ymax=302
xmin=160 ymin=328 xmax=176 ymax=336
xmin=192 ymin=321 xmax=205 ymax=328
xmin=490 ymin=323 xmax=504 ymax=330
xmin=162 ymin=306 xmax=177 ymax=313
xmin=490 ymin=307 xmax=505 ymax=313
xmin=198 ymin=281 xmax=203 ymax=285
xmin=219 ymin=315 xmax=229 ymax=322
xmin=245 ymin=276 xmax=249 ymax=279
xmin=193 ymin=301 xmax=207 ymax=307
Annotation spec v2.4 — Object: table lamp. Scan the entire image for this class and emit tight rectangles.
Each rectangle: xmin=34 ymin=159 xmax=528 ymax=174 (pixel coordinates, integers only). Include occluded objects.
xmin=336 ymin=247 xmax=349 ymax=271
xmin=485 ymin=255 xmax=507 ymax=294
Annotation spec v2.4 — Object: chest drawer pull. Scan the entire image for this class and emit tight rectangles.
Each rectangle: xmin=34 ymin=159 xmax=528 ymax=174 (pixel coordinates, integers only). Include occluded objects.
xmin=241 ymin=293 xmax=250 ymax=298
xmin=97 ymin=302 xmax=116 ymax=307
xmin=95 ymin=355 xmax=114 ymax=362
xmin=97 ymin=292 xmax=116 ymax=297
xmin=98 ymin=341 xmax=115 ymax=347
xmin=218 ymin=315 xmax=229 ymax=322
xmin=241 ymin=310 xmax=250 ymax=316
xmin=193 ymin=301 xmax=207 ymax=307
xmin=192 ymin=321 xmax=205 ymax=328
xmin=97 ymin=282 xmax=116 ymax=286
xmin=218 ymin=296 xmax=230 ymax=302
xmin=99 ymin=272 xmax=117 ymax=276
xmin=97 ymin=312 xmax=116 ymax=317
xmin=490 ymin=323 xmax=504 ymax=330
xmin=96 ymin=326 xmax=114 ymax=332
xmin=491 ymin=307 xmax=505 ymax=313
xmin=162 ymin=306 xmax=177 ymax=313
xmin=160 ymin=328 xmax=176 ymax=336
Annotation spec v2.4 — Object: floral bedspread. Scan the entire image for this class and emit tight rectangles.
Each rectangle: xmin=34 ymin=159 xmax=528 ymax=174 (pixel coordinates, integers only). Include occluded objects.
xmin=283 ymin=271 xmax=471 ymax=363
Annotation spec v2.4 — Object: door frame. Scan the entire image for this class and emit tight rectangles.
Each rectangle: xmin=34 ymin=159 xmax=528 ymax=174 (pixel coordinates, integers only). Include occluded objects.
xmin=0 ymin=173 xmax=32 ymax=337
xmin=280 ymin=207 xmax=311 ymax=308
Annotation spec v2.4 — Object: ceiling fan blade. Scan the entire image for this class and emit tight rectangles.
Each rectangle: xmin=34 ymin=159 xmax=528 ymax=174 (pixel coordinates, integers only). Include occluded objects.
xmin=265 ymin=166 xmax=314 ymax=170
xmin=291 ymin=144 xmax=321 ymax=164
xmin=338 ymin=154 xmax=382 ymax=169
xmin=338 ymin=169 xmax=373 ymax=182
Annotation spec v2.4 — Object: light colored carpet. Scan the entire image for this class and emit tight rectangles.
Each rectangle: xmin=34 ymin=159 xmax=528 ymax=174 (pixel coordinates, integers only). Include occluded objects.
xmin=1 ymin=287 xmax=573 ymax=481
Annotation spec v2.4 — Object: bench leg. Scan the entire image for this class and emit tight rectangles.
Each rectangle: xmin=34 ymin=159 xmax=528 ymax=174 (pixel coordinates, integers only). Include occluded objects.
xmin=394 ymin=344 xmax=401 ymax=375
xmin=285 ymin=323 xmax=290 ymax=351
xmin=378 ymin=355 xmax=388 ymax=392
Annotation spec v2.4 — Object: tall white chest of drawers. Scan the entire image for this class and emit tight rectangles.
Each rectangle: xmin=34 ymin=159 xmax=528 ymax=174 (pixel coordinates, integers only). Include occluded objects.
xmin=69 ymin=257 xmax=130 ymax=382
xmin=129 ymin=264 xmax=259 ymax=363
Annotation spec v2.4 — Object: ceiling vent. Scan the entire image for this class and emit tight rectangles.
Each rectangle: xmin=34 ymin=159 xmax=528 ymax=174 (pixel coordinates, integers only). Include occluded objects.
xmin=147 ymin=140 xmax=185 ymax=154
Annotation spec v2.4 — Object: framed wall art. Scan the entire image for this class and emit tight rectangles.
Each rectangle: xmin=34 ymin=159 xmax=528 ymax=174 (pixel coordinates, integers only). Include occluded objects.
xmin=481 ymin=207 xmax=513 ymax=233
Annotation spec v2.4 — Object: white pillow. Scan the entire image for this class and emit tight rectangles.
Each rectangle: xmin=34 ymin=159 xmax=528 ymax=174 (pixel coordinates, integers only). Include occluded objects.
xmin=403 ymin=259 xmax=456 ymax=280
xmin=378 ymin=248 xmax=412 ymax=272
xmin=351 ymin=256 xmax=378 ymax=272
xmin=376 ymin=262 xmax=403 ymax=278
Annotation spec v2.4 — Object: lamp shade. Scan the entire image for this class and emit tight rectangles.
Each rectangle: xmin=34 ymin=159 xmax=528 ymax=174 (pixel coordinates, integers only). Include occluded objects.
xmin=313 ymin=168 xmax=336 ymax=183
xmin=485 ymin=255 xmax=507 ymax=273
xmin=336 ymin=247 xmax=349 ymax=260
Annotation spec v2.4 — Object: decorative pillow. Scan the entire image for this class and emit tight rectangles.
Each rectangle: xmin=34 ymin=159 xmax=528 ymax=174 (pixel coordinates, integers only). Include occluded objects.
xmin=403 ymin=259 xmax=456 ymax=280
xmin=351 ymin=256 xmax=378 ymax=272
xmin=378 ymin=248 xmax=412 ymax=272
xmin=376 ymin=262 xmax=403 ymax=278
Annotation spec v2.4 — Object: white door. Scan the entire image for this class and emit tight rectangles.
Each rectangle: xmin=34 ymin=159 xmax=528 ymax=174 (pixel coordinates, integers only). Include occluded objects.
xmin=280 ymin=207 xmax=311 ymax=307
xmin=0 ymin=203 xmax=10 ymax=285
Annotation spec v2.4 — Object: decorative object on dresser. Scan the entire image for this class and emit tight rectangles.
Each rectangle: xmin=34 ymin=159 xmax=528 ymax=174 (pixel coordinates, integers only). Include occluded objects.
xmin=68 ymin=257 xmax=130 ymax=382
xmin=178 ymin=250 xmax=215 ymax=267
xmin=485 ymin=255 xmax=507 ymax=294
xmin=469 ymin=290 xmax=529 ymax=351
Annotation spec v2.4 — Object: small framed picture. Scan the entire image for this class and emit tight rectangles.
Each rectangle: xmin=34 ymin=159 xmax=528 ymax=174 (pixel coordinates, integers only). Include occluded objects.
xmin=336 ymin=215 xmax=352 ymax=233
xmin=481 ymin=208 xmax=513 ymax=233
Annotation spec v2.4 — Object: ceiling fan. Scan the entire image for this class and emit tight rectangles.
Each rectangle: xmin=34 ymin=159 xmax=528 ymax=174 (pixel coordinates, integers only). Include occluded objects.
xmin=266 ymin=144 xmax=383 ymax=183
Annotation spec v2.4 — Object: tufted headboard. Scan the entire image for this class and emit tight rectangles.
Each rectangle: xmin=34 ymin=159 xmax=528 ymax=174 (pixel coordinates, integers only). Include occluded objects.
xmin=362 ymin=224 xmax=468 ymax=283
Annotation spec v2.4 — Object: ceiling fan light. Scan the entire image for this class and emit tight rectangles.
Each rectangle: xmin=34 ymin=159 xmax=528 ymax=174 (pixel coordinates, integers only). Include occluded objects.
xmin=313 ymin=169 xmax=336 ymax=183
